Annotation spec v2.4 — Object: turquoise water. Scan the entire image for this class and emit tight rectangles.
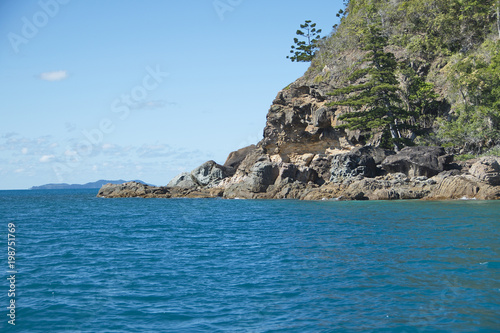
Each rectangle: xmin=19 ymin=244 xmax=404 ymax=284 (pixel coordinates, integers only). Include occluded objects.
xmin=1 ymin=190 xmax=499 ymax=332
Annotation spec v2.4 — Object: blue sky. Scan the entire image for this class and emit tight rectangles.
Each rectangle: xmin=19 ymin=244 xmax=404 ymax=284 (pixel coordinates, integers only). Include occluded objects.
xmin=0 ymin=0 xmax=343 ymax=189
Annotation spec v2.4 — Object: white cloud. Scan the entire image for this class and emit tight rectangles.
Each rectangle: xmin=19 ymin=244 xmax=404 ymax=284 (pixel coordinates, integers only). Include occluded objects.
xmin=21 ymin=148 xmax=28 ymax=154
xmin=39 ymin=70 xmax=68 ymax=81
xmin=39 ymin=155 xmax=55 ymax=163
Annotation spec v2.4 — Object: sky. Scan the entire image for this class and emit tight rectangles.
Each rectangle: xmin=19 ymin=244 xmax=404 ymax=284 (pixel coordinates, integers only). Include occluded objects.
xmin=0 ymin=0 xmax=344 ymax=189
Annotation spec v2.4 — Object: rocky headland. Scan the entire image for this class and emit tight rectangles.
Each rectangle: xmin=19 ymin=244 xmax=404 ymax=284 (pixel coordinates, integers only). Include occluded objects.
xmin=98 ymin=80 xmax=500 ymax=201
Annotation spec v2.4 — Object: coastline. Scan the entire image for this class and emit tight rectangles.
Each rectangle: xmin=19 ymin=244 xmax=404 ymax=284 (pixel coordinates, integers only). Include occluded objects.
xmin=97 ymin=151 xmax=500 ymax=201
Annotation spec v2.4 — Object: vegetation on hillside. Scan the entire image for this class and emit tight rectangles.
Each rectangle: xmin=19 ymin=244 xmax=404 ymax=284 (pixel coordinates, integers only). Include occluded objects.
xmin=327 ymin=24 xmax=414 ymax=151
xmin=305 ymin=0 xmax=500 ymax=154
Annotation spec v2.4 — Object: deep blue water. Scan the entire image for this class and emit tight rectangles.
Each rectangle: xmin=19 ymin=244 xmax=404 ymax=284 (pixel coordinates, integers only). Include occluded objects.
xmin=0 ymin=189 xmax=499 ymax=332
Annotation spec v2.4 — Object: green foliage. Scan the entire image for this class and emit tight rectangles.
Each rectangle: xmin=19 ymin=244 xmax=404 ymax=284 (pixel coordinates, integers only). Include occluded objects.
xmin=313 ymin=72 xmax=331 ymax=83
xmin=437 ymin=40 xmax=500 ymax=151
xmin=327 ymin=24 xmax=416 ymax=150
xmin=483 ymin=145 xmax=500 ymax=156
xmin=303 ymin=0 xmax=500 ymax=154
xmin=454 ymin=154 xmax=477 ymax=161
xmin=287 ymin=20 xmax=323 ymax=62
xmin=314 ymin=0 xmax=499 ymax=66
xmin=398 ymin=63 xmax=440 ymax=128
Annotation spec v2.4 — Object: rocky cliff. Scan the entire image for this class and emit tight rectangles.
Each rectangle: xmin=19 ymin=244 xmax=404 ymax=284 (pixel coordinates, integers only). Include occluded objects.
xmin=98 ymin=77 xmax=500 ymax=201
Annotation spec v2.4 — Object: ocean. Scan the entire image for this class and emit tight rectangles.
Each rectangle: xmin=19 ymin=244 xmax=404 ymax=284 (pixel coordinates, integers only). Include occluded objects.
xmin=1 ymin=189 xmax=499 ymax=332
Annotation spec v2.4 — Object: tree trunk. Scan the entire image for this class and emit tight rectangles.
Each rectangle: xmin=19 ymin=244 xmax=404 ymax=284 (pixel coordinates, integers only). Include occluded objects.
xmin=389 ymin=124 xmax=399 ymax=152
xmin=497 ymin=1 xmax=500 ymax=39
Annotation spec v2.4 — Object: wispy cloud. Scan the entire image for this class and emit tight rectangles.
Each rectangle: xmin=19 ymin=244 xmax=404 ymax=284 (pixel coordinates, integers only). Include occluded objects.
xmin=129 ymin=100 xmax=176 ymax=110
xmin=39 ymin=70 xmax=68 ymax=81
xmin=1 ymin=132 xmax=18 ymax=139
xmin=39 ymin=155 xmax=55 ymax=163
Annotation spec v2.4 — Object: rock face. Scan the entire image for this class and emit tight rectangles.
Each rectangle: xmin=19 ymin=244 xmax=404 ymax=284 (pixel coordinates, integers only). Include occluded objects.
xmin=223 ymin=145 xmax=256 ymax=169
xmin=98 ymin=76 xmax=500 ymax=201
xmin=469 ymin=156 xmax=500 ymax=185
xmin=381 ymin=146 xmax=453 ymax=178
xmin=330 ymin=146 xmax=392 ymax=182
xmin=190 ymin=160 xmax=231 ymax=188
xmin=167 ymin=172 xmax=196 ymax=188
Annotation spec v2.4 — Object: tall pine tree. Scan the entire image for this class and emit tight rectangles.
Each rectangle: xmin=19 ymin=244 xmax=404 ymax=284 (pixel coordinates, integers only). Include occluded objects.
xmin=327 ymin=24 xmax=415 ymax=151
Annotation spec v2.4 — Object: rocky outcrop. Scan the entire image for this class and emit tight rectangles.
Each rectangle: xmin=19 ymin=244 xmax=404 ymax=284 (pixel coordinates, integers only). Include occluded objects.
xmin=381 ymin=146 xmax=453 ymax=177
xmin=330 ymin=146 xmax=393 ymax=182
xmin=97 ymin=181 xmax=223 ymax=199
xmin=167 ymin=172 xmax=196 ymax=188
xmin=190 ymin=160 xmax=232 ymax=188
xmin=469 ymin=156 xmax=500 ymax=185
xmin=428 ymin=175 xmax=500 ymax=200
xmin=97 ymin=75 xmax=500 ymax=201
xmin=223 ymin=145 xmax=256 ymax=170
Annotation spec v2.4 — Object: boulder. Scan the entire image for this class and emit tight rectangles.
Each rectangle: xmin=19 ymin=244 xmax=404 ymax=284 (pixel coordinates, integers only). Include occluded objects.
xmin=223 ymin=161 xmax=279 ymax=198
xmin=330 ymin=146 xmax=389 ymax=182
xmin=309 ymin=154 xmax=333 ymax=184
xmin=247 ymin=161 xmax=279 ymax=192
xmin=381 ymin=146 xmax=452 ymax=178
xmin=167 ymin=172 xmax=196 ymax=188
xmin=469 ymin=156 xmax=500 ymax=185
xmin=190 ymin=160 xmax=231 ymax=188
xmin=223 ymin=145 xmax=257 ymax=170
xmin=312 ymin=107 xmax=333 ymax=128
xmin=275 ymin=163 xmax=317 ymax=185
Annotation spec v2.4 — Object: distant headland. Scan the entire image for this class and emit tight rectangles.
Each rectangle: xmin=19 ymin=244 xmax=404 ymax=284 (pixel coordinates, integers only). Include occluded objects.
xmin=31 ymin=179 xmax=151 ymax=190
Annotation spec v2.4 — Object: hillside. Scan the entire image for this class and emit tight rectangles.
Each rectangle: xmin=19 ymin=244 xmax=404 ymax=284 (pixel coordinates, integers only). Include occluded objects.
xmin=97 ymin=0 xmax=500 ymax=200
xmin=308 ymin=0 xmax=500 ymax=156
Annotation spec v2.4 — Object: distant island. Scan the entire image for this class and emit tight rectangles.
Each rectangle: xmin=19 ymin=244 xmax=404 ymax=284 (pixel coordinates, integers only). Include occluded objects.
xmin=31 ymin=180 xmax=152 ymax=190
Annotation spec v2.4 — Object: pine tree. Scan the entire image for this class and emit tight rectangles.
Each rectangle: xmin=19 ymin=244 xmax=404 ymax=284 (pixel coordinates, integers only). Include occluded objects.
xmin=287 ymin=20 xmax=322 ymax=62
xmin=327 ymin=24 xmax=414 ymax=151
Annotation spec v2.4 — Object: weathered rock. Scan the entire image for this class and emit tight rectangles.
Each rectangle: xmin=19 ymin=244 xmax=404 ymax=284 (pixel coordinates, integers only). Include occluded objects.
xmin=330 ymin=146 xmax=387 ymax=182
xmin=469 ymin=156 xmax=500 ymax=185
xmin=381 ymin=146 xmax=452 ymax=178
xmin=275 ymin=163 xmax=317 ymax=185
xmin=247 ymin=161 xmax=279 ymax=192
xmin=309 ymin=154 xmax=333 ymax=184
xmin=223 ymin=145 xmax=257 ymax=170
xmin=97 ymin=181 xmax=223 ymax=199
xmin=191 ymin=160 xmax=232 ymax=188
xmin=429 ymin=175 xmax=500 ymax=200
xmin=312 ymin=107 xmax=333 ymax=128
xmin=260 ymin=80 xmax=350 ymax=157
xmin=167 ymin=172 xmax=196 ymax=188
xmin=223 ymin=161 xmax=279 ymax=198
xmin=98 ymin=181 xmax=152 ymax=198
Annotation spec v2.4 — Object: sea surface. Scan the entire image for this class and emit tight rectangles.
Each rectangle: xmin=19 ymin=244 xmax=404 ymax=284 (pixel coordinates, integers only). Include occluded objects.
xmin=0 ymin=189 xmax=499 ymax=332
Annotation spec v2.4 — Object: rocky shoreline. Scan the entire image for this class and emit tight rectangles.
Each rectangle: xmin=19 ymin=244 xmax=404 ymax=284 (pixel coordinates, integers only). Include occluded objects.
xmin=98 ymin=81 xmax=500 ymax=201
xmin=97 ymin=145 xmax=500 ymax=201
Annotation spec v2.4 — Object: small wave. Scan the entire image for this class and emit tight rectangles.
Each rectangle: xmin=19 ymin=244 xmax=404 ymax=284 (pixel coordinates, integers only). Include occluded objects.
xmin=460 ymin=196 xmax=477 ymax=200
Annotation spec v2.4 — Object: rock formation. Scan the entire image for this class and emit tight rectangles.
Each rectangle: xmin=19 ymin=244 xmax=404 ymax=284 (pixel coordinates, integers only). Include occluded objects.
xmin=98 ymin=79 xmax=500 ymax=201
